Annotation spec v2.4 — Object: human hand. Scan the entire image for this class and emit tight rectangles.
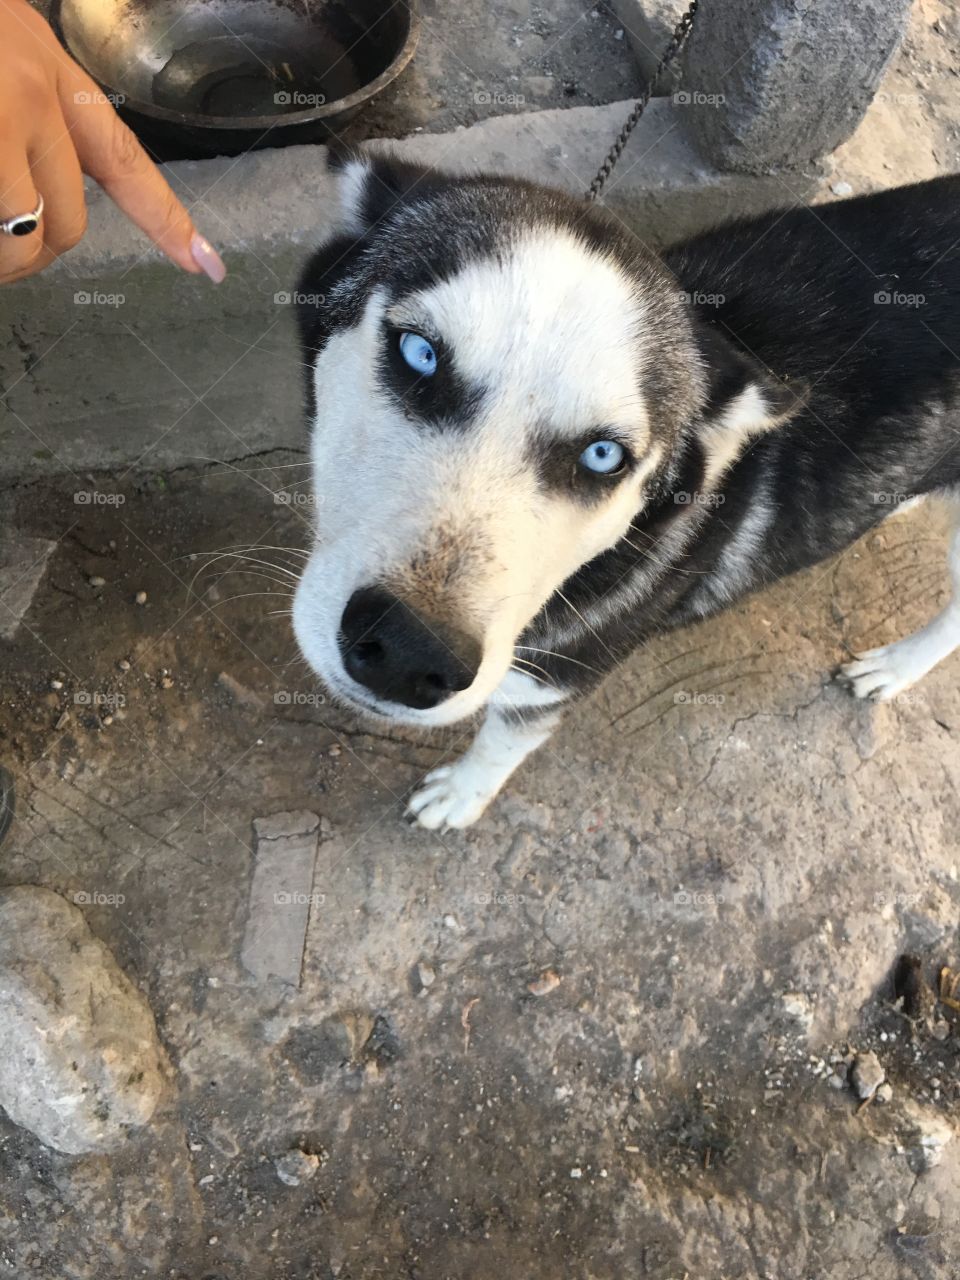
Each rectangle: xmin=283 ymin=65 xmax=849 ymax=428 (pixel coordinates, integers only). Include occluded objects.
xmin=0 ymin=0 xmax=225 ymax=284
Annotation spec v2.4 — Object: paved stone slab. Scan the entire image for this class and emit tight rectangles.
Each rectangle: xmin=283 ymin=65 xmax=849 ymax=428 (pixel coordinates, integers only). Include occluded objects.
xmin=0 ymin=532 xmax=57 ymax=640
xmin=241 ymin=810 xmax=323 ymax=986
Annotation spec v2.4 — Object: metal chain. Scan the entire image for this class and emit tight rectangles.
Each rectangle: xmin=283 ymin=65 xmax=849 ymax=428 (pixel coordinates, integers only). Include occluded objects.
xmin=586 ymin=0 xmax=700 ymax=202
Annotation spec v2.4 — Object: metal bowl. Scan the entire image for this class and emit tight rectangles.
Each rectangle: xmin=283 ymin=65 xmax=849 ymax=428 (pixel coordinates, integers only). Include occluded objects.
xmin=51 ymin=0 xmax=420 ymax=158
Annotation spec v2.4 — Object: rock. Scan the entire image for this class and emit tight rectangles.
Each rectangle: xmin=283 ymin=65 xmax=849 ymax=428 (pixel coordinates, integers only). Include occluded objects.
xmin=275 ymin=1148 xmax=321 ymax=1187
xmin=830 ymin=180 xmax=853 ymax=196
xmin=900 ymin=1100 xmax=953 ymax=1172
xmin=780 ymin=991 xmax=814 ymax=1032
xmin=0 ymin=886 xmax=166 ymax=1154
xmin=850 ymin=1051 xmax=885 ymax=1100
xmin=877 ymin=1082 xmax=894 ymax=1103
xmin=414 ymin=961 xmax=436 ymax=992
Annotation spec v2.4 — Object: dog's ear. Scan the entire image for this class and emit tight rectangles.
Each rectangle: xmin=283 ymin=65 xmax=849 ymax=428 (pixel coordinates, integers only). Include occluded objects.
xmin=694 ymin=322 xmax=804 ymax=483
xmin=328 ymin=147 xmax=448 ymax=238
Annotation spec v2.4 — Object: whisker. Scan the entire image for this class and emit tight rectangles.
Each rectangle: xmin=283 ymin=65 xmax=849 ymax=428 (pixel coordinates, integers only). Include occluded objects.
xmin=515 ymin=643 xmax=600 ymax=676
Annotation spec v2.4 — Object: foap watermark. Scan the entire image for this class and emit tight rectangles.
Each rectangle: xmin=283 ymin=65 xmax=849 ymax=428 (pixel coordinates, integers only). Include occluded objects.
xmin=874 ymin=890 xmax=922 ymax=910
xmin=674 ymin=690 xmax=726 ymax=706
xmin=74 ymin=490 xmax=125 ymax=506
xmin=674 ymin=90 xmax=725 ymax=107
xmin=871 ymin=490 xmax=916 ymax=506
xmin=274 ymin=890 xmax=326 ymax=906
xmin=274 ymin=290 xmax=325 ymax=306
xmin=73 ymin=890 xmax=125 ymax=906
xmin=474 ymin=89 xmax=525 ymax=107
xmin=74 ymin=89 xmax=125 ymax=106
xmin=678 ymin=290 xmax=725 ymax=308
xmin=874 ymin=290 xmax=925 ymax=308
xmin=74 ymin=290 xmax=125 ymax=308
xmin=274 ymin=90 xmax=327 ymax=107
xmin=274 ymin=489 xmax=323 ymax=507
xmin=274 ymin=690 xmax=326 ymax=707
xmin=673 ymin=888 xmax=725 ymax=909
xmin=74 ymin=690 xmax=126 ymax=709
xmin=875 ymin=90 xmax=925 ymax=108
xmin=674 ymin=490 xmax=725 ymax=508
xmin=474 ymin=890 xmax=526 ymax=907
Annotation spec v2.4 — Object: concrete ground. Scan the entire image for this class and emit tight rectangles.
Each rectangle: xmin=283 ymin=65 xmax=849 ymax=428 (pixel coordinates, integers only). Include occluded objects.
xmin=1 ymin=2 xmax=960 ymax=1277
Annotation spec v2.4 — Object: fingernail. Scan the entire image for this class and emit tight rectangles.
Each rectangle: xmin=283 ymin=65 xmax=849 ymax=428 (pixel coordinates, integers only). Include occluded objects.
xmin=190 ymin=232 xmax=226 ymax=283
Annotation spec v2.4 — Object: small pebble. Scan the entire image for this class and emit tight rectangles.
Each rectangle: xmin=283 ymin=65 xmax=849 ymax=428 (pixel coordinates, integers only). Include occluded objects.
xmin=877 ymin=1082 xmax=894 ymax=1104
xmin=50 ymin=679 xmax=63 ymax=691
xmin=118 ymin=659 xmax=131 ymax=672
xmin=328 ymin=743 xmax=342 ymax=757
xmin=275 ymin=1149 xmax=321 ymax=1187
xmin=415 ymin=961 xmax=436 ymax=991
xmin=160 ymin=676 xmax=174 ymax=690
xmin=101 ymin=715 xmax=113 ymax=727
xmin=831 ymin=180 xmax=853 ymax=196
xmin=528 ymin=969 xmax=562 ymax=997
xmin=88 ymin=576 xmax=105 ymax=588
xmin=569 ymin=1167 xmax=582 ymax=1179
xmin=198 ymin=1174 xmax=214 ymax=1186
xmin=851 ymin=1051 xmax=885 ymax=1100
xmin=134 ymin=591 xmax=148 ymax=605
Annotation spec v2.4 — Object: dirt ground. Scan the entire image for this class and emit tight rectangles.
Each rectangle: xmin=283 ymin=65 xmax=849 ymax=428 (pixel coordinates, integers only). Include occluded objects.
xmin=0 ymin=457 xmax=958 ymax=1278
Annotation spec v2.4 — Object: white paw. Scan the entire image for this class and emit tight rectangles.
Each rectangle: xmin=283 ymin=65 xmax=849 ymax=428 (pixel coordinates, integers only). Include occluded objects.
xmin=406 ymin=761 xmax=497 ymax=830
xmin=839 ymin=641 xmax=927 ymax=701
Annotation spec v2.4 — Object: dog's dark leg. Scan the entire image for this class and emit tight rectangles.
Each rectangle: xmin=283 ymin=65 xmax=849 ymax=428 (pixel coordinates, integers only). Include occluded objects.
xmin=841 ymin=494 xmax=960 ymax=700
xmin=406 ymin=703 xmax=563 ymax=830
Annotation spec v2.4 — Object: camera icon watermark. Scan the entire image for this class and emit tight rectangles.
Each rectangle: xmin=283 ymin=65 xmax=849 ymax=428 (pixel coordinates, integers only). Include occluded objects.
xmin=273 ymin=690 xmax=326 ymax=707
xmin=674 ymin=491 xmax=726 ymax=508
xmin=274 ymin=90 xmax=327 ymax=107
xmin=74 ymin=290 xmax=125 ymax=308
xmin=871 ymin=490 xmax=914 ymax=506
xmin=273 ymin=489 xmax=323 ymax=507
xmin=673 ymin=690 xmax=726 ymax=706
xmin=474 ymin=89 xmax=525 ymax=107
xmin=74 ymin=690 xmax=126 ymax=709
xmin=73 ymin=490 xmax=125 ymax=506
xmin=673 ymin=90 xmax=725 ymax=107
xmin=874 ymin=290 xmax=925 ymax=308
xmin=74 ymin=89 xmax=125 ymax=106
xmin=73 ymin=890 xmax=125 ymax=906
xmin=673 ymin=888 xmax=725 ymax=908
xmin=273 ymin=890 xmax=326 ymax=906
xmin=678 ymin=290 xmax=725 ymax=307
xmin=273 ymin=290 xmax=325 ymax=306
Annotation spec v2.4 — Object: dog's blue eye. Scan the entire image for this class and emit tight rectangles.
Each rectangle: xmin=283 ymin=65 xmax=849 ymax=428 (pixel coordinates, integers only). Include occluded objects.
xmin=399 ymin=331 xmax=437 ymax=376
xmin=579 ymin=440 xmax=625 ymax=474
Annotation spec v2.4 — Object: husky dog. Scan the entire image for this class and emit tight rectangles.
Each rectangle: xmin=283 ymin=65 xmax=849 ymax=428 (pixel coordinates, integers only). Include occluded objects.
xmin=292 ymin=152 xmax=960 ymax=829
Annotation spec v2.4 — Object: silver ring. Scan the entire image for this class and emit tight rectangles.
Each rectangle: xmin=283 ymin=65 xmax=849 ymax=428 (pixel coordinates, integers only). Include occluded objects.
xmin=0 ymin=194 xmax=44 ymax=238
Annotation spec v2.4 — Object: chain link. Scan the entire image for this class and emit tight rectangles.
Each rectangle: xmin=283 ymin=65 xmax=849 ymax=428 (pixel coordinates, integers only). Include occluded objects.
xmin=586 ymin=0 xmax=700 ymax=202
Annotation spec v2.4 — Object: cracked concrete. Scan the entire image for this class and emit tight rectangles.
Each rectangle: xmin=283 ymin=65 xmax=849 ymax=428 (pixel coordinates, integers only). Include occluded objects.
xmin=0 ymin=461 xmax=956 ymax=1277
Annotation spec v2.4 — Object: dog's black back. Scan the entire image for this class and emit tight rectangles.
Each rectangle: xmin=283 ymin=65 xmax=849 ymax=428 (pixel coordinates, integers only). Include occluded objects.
xmin=533 ymin=176 xmax=960 ymax=683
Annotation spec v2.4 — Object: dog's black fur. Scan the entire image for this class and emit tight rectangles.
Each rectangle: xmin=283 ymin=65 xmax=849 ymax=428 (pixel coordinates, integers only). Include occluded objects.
xmin=530 ymin=176 xmax=960 ymax=691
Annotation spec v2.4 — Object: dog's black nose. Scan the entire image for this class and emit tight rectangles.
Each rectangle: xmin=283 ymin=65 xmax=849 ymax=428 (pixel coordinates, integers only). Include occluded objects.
xmin=339 ymin=587 xmax=481 ymax=710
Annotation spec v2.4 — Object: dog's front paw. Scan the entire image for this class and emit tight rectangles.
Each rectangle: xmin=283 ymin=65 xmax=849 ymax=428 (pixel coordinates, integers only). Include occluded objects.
xmin=406 ymin=761 xmax=497 ymax=830
xmin=839 ymin=642 xmax=922 ymax=701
